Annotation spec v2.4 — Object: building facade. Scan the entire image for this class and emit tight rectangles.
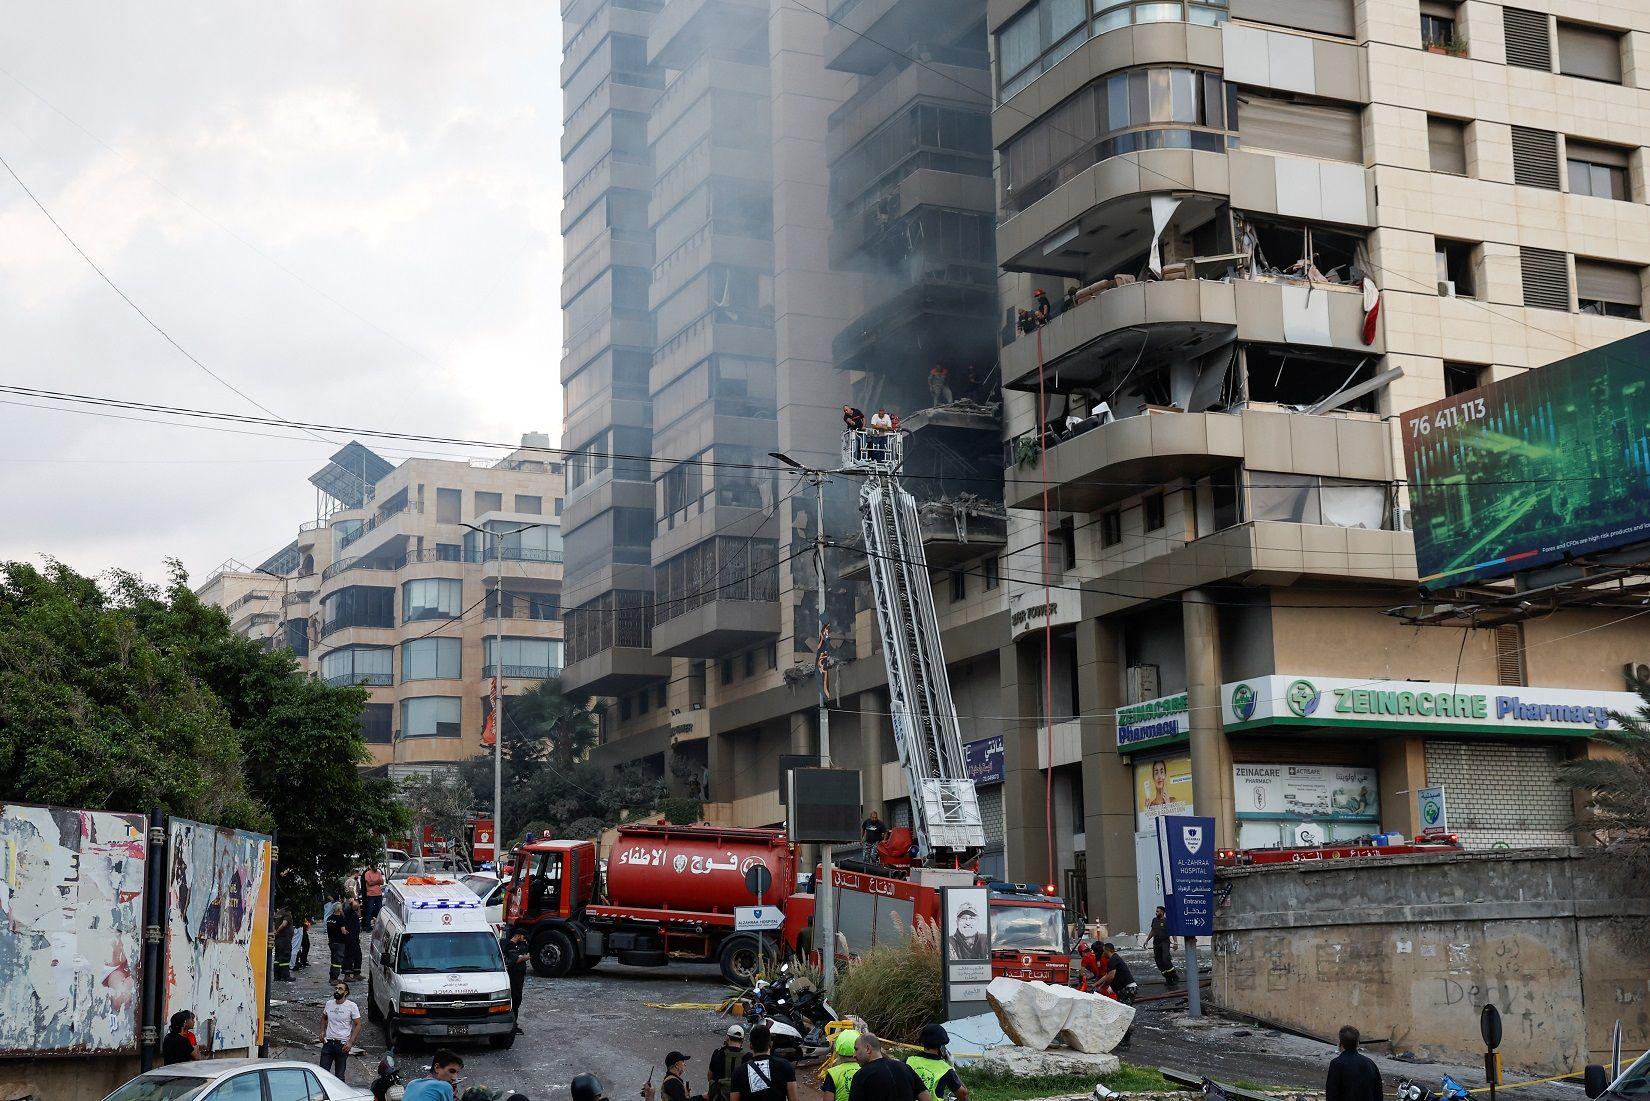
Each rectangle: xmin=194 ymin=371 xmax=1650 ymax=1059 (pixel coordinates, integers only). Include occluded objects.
xmin=988 ymin=0 xmax=1650 ymax=929
xmin=199 ymin=437 xmax=565 ymax=778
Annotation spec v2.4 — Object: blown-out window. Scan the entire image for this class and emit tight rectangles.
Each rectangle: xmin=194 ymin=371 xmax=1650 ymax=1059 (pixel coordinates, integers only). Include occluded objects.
xmin=402 ymin=578 xmax=463 ymax=622
xmin=401 ymin=696 xmax=462 ymax=739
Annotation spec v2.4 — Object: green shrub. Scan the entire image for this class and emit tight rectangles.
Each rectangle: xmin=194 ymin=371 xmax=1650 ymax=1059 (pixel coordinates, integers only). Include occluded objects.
xmin=660 ymin=795 xmax=704 ymax=824
xmin=833 ymin=919 xmax=944 ymax=1043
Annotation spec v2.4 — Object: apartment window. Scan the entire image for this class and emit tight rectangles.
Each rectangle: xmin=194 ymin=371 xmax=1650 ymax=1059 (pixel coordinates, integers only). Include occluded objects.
xmin=1427 ymin=116 xmax=1468 ymax=176
xmin=1511 ymin=127 xmax=1561 ymax=191
xmin=1436 ymin=239 xmax=1478 ymax=299
xmin=402 ymin=578 xmax=463 ymax=622
xmin=476 ymin=491 xmax=503 ymax=514
xmin=1000 ymin=67 xmax=1230 ymax=213
xmin=1557 ymin=21 xmax=1623 ymax=84
xmin=1419 ymin=1 xmax=1460 ymax=52
xmin=658 ymin=684 xmax=669 ymax=708
xmin=554 ymin=498 xmax=564 ymax=517
xmin=1567 ymin=140 xmax=1631 ymax=201
xmin=1210 ymin=467 xmax=1241 ymax=530
xmin=1519 ymin=247 xmax=1571 ymax=312
xmin=436 ymin=487 xmax=461 ymax=524
xmin=401 ymin=637 xmax=461 ymax=681
xmin=1502 ymin=7 xmax=1552 ymax=71
xmin=984 ymin=556 xmax=1001 ymax=590
xmin=1576 ymin=259 xmax=1644 ymax=320
xmin=515 ymin=495 xmax=542 ymax=515
xmin=1444 ymin=362 xmax=1488 ymax=397
xmin=436 ymin=542 xmax=463 ymax=562
xmin=320 ymin=585 xmax=394 ymax=633
xmin=1249 ymin=473 xmax=1388 ymax=529
xmin=950 ymin=570 xmax=967 ymax=602
xmin=359 ymin=703 xmax=393 ymax=745
xmin=1058 ymin=517 xmax=1078 ymax=569
xmin=320 ymin=645 xmax=393 ymax=687
xmin=486 ymin=637 xmax=561 ymax=677
xmin=689 ymin=661 xmax=707 ymax=707
xmin=401 ymin=696 xmax=462 ymax=739
xmin=1143 ymin=494 xmax=1166 ymax=533
xmin=721 ymin=658 xmax=735 ymax=686
xmin=1233 ymin=92 xmax=1363 ymax=163
xmin=637 ymin=691 xmax=650 ymax=716
xmin=1100 ymin=510 xmax=1123 ymax=547
xmin=620 ymin=696 xmax=632 ymax=721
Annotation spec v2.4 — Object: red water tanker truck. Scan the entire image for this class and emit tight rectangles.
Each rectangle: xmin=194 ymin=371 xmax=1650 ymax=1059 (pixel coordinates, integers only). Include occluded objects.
xmin=504 ymin=822 xmax=796 ymax=984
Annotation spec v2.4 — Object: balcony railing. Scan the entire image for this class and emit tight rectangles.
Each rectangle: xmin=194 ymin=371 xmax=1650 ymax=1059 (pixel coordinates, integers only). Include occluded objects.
xmin=323 ymin=671 xmax=394 ymax=687
xmin=283 ymin=590 xmax=316 ymax=607
xmin=483 ymin=664 xmax=563 ymax=681
xmin=323 ymin=545 xmax=561 ymax=582
xmin=337 ymin=499 xmax=422 ymax=551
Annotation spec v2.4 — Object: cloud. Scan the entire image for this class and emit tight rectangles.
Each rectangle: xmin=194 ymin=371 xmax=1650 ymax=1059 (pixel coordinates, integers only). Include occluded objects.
xmin=0 ymin=1 xmax=564 ymax=583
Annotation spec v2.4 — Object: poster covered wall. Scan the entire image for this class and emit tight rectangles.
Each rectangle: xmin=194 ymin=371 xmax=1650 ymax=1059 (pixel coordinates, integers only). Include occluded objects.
xmin=1134 ymin=755 xmax=1193 ymax=829
xmin=0 ymin=803 xmax=147 ymax=1055
xmin=165 ymin=818 xmax=272 ymax=1053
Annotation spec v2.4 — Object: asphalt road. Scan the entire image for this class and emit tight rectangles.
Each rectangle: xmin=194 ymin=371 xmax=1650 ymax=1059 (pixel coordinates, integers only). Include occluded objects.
xmin=268 ymin=954 xmax=734 ymax=1099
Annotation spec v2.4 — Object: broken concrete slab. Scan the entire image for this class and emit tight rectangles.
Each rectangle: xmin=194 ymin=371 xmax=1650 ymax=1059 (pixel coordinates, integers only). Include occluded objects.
xmin=976 ymin=1045 xmax=1122 ymax=1078
xmin=986 ymin=976 xmax=1070 ymax=1050
xmin=1048 ymin=984 xmax=1135 ymax=1053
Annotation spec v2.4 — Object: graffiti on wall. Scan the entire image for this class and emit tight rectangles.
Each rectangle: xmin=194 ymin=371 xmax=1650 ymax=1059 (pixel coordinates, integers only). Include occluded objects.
xmin=165 ymin=818 xmax=272 ymax=1053
xmin=0 ymin=803 xmax=147 ymax=1055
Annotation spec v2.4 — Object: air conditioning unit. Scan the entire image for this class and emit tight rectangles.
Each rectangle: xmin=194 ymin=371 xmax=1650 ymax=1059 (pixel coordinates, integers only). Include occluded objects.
xmin=1438 ymin=280 xmax=1457 ymax=298
xmin=1126 ymin=664 xmax=1160 ymax=705
xmin=1624 ymin=662 xmax=1650 ymax=690
xmin=1392 ymin=506 xmax=1415 ymax=531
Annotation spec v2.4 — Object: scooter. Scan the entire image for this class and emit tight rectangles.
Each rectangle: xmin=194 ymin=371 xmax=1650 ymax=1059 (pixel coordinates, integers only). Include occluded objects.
xmin=1397 ymin=1075 xmax=1471 ymax=1101
xmin=371 ymin=1053 xmax=405 ymax=1101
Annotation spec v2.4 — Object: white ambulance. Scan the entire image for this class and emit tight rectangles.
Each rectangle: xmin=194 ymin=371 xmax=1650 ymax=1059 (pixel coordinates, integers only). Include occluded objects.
xmin=367 ymin=877 xmax=516 ymax=1050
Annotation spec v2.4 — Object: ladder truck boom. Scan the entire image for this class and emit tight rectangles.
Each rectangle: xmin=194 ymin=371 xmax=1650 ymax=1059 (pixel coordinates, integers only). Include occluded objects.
xmin=845 ymin=428 xmax=985 ymax=861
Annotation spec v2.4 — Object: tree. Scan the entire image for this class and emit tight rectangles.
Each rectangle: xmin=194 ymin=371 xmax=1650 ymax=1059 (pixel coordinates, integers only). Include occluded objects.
xmin=1559 ymin=680 xmax=1650 ymax=874
xmin=399 ymin=770 xmax=476 ymax=852
xmin=502 ymin=678 xmax=599 ymax=771
xmin=0 ymin=560 xmax=406 ymax=915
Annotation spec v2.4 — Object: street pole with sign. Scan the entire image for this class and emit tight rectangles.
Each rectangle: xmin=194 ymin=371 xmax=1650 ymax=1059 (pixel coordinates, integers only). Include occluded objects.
xmin=1157 ymin=814 xmax=1216 ymax=1016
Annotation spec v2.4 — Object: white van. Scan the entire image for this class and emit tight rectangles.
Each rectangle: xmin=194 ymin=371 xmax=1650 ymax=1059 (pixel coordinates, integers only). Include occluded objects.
xmin=367 ymin=877 xmax=516 ymax=1050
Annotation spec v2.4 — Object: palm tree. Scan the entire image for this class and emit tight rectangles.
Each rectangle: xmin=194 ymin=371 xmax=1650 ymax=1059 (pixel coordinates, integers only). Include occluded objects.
xmin=1558 ymin=680 xmax=1650 ymax=872
xmin=503 ymin=677 xmax=599 ymax=772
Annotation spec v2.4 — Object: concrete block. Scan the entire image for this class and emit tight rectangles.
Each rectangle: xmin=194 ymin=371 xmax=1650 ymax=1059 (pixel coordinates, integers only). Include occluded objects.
xmin=976 ymin=1046 xmax=1122 ymax=1078
xmin=1049 ymin=985 xmax=1136 ymax=1054
xmin=986 ymin=976 xmax=1068 ymax=1050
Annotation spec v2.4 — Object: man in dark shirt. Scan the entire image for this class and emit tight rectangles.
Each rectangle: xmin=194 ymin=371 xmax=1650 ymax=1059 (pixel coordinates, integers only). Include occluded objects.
xmin=1326 ymin=1025 xmax=1383 ymax=1101
xmin=504 ymin=931 xmax=531 ymax=1033
xmin=861 ymin=812 xmax=888 ymax=861
xmin=730 ymin=1025 xmax=796 ymax=1101
xmin=848 ymin=1034 xmax=931 ymax=1101
xmin=707 ymin=1025 xmax=746 ymax=1101
xmin=1098 ymin=942 xmax=1137 ymax=1004
xmin=1148 ymin=907 xmax=1180 ymax=988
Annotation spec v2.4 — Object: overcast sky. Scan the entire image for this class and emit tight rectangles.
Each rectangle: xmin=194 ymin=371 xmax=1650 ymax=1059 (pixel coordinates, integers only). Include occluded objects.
xmin=0 ymin=4 xmax=563 ymax=585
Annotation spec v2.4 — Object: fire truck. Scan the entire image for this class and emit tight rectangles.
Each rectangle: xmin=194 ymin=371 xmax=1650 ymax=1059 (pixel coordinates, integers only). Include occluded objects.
xmin=502 ymin=429 xmax=1072 ymax=984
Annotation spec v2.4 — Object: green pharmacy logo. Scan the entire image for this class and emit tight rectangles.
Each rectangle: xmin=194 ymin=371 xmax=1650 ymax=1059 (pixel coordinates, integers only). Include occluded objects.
xmin=1423 ymin=801 xmax=1442 ymax=826
xmin=1231 ymin=683 xmax=1257 ymax=721
xmin=1285 ymin=679 xmax=1321 ymax=718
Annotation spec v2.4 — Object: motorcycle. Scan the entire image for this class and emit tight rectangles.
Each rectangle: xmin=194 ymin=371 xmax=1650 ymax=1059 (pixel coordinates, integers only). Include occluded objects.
xmin=747 ymin=965 xmax=838 ymax=1060
xmin=371 ymin=1053 xmax=405 ymax=1101
xmin=1397 ymin=1075 xmax=1471 ymax=1101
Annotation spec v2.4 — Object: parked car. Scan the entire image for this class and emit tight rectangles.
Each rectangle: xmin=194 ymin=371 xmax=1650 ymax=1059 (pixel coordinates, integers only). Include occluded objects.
xmin=101 ymin=1058 xmax=370 ymax=1101
xmin=388 ymin=856 xmax=464 ymax=880
xmin=462 ymin=871 xmax=505 ymax=931
xmin=1586 ymin=1048 xmax=1649 ymax=1101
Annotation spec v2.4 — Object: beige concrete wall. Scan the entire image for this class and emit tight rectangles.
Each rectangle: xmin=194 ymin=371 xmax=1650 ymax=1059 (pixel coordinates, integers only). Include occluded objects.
xmin=1 ymin=1054 xmax=139 ymax=1101
xmin=1212 ymin=849 xmax=1650 ymax=1075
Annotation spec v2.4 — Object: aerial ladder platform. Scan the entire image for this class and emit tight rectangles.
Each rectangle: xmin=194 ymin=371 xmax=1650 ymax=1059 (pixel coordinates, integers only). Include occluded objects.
xmin=842 ymin=428 xmax=985 ymax=862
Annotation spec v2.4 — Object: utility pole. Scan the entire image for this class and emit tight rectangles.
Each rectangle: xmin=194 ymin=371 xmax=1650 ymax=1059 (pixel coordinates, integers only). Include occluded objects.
xmin=772 ymin=451 xmax=837 ymax=993
xmin=462 ymin=520 xmax=544 ymax=865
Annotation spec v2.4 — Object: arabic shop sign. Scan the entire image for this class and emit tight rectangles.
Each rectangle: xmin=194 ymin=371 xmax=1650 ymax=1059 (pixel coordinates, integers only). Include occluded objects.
xmin=1223 ymin=674 xmax=1641 ymax=736
xmin=1116 ymin=692 xmax=1190 ymax=752
xmin=615 ymin=845 xmax=765 ymax=878
xmin=964 ymin=735 xmax=1005 ymax=785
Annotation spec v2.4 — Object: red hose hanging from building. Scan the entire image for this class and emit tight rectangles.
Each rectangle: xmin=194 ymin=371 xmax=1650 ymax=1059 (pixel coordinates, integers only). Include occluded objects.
xmin=1035 ymin=324 xmax=1056 ymax=893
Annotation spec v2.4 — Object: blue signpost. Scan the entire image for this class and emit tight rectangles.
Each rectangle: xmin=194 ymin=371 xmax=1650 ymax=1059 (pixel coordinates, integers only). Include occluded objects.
xmin=1157 ymin=814 xmax=1216 ymax=1016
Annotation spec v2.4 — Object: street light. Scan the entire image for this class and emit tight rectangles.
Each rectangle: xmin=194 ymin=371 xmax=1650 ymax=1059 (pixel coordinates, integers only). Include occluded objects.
xmin=769 ymin=450 xmax=839 ymax=994
xmin=461 ymin=519 xmax=546 ymax=866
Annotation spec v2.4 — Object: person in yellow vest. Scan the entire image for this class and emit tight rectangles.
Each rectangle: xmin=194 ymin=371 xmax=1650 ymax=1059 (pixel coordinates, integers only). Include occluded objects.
xmin=821 ymin=1030 xmax=861 ymax=1101
xmin=906 ymin=1026 xmax=968 ymax=1101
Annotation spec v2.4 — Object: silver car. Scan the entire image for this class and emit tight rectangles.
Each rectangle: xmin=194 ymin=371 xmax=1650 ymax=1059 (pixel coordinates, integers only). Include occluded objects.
xmin=101 ymin=1058 xmax=372 ymax=1101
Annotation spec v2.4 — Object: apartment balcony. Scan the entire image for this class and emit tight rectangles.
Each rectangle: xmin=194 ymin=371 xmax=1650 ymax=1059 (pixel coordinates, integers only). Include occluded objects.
xmin=650 ymin=56 xmax=769 ymax=140
xmin=648 ymin=0 xmax=768 ymax=69
xmin=824 ymin=0 xmax=958 ymax=74
xmin=1003 ymin=407 xmax=1392 ymax=514
xmin=562 ymin=229 xmax=654 ymax=308
xmin=833 ymin=278 xmax=998 ymax=376
xmin=652 ymin=597 xmax=779 ymax=657
xmin=563 ymin=646 xmax=672 ymax=696
xmin=482 ymin=664 xmax=565 ymax=682
xmin=1002 ymin=274 xmax=1383 ymax=393
xmin=562 ymin=155 xmax=654 ymax=233
xmin=827 ymin=54 xmax=989 ymax=163
xmin=830 ymin=170 xmax=995 ymax=268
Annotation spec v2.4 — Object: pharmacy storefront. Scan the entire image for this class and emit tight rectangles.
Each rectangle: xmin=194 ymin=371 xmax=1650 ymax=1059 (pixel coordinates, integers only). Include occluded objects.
xmin=1222 ymin=676 xmax=1641 ymax=850
xmin=1117 ymin=693 xmax=1193 ymax=929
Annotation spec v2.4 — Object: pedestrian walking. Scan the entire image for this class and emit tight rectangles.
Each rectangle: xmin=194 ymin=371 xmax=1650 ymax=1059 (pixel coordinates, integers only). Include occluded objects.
xmin=296 ymin=917 xmax=312 ymax=970
xmin=906 ymin=1026 xmax=967 ymax=1101
xmin=161 ymin=1011 xmax=200 ymax=1065
xmin=1326 ymin=1026 xmax=1382 ymax=1101
xmin=729 ymin=1025 xmax=798 ymax=1101
xmin=363 ymin=865 xmax=386 ymax=925
xmin=860 ymin=811 xmax=888 ymax=862
xmin=708 ymin=1025 xmax=747 ymax=1101
xmin=504 ymin=930 xmax=530 ymax=1032
xmin=1149 ymin=906 xmax=1180 ymax=987
xmin=344 ymin=896 xmax=364 ymax=979
xmin=821 ymin=1030 xmax=861 ymax=1101
xmin=847 ymin=1034 xmax=930 ymax=1101
xmin=272 ymin=906 xmax=295 ymax=982
xmin=319 ymin=981 xmax=362 ymax=1082
xmin=404 ymin=1051 xmax=465 ymax=1101
xmin=326 ymin=899 xmax=348 ymax=983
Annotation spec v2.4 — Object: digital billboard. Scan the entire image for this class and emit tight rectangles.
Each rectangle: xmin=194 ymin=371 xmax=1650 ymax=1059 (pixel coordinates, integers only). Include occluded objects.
xmin=1403 ymin=332 xmax=1650 ymax=588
